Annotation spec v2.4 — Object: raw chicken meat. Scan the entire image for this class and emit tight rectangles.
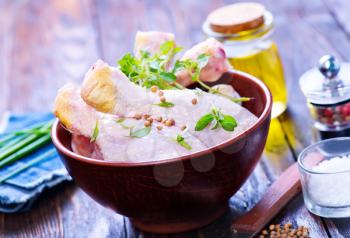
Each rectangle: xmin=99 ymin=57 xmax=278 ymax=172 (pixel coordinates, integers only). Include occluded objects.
xmin=54 ymin=60 xmax=257 ymax=162
xmin=133 ymin=31 xmax=230 ymax=87
xmin=175 ymin=38 xmax=231 ymax=87
xmin=134 ymin=31 xmax=175 ymax=58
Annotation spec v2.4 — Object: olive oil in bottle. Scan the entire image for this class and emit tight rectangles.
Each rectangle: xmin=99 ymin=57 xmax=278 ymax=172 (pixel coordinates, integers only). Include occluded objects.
xmin=228 ymin=43 xmax=287 ymax=118
xmin=203 ymin=3 xmax=288 ymax=118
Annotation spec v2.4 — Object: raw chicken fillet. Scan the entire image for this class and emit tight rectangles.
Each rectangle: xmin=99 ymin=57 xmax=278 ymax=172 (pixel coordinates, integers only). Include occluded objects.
xmin=53 ymin=32 xmax=258 ymax=162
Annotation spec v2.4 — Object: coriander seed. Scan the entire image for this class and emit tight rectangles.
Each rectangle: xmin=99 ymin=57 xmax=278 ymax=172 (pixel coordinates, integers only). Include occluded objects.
xmin=150 ymin=85 xmax=158 ymax=93
xmin=160 ymin=96 xmax=166 ymax=102
xmin=134 ymin=114 xmax=142 ymax=120
xmin=165 ymin=120 xmax=173 ymax=127
xmin=155 ymin=116 xmax=162 ymax=122
xmin=191 ymin=98 xmax=198 ymax=105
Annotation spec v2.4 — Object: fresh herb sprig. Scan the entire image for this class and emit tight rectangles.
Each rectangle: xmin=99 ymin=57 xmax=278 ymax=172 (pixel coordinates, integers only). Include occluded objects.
xmin=90 ymin=120 xmax=99 ymax=142
xmin=119 ymin=41 xmax=250 ymax=103
xmin=195 ymin=106 xmax=237 ymax=132
xmin=153 ymin=101 xmax=175 ymax=108
xmin=129 ymin=127 xmax=151 ymax=138
xmin=118 ymin=41 xmax=182 ymax=90
xmin=173 ymin=54 xmax=250 ymax=103
xmin=176 ymin=134 xmax=192 ymax=150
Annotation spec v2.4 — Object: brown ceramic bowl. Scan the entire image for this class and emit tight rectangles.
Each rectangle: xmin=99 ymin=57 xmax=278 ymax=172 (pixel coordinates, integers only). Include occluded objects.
xmin=51 ymin=70 xmax=272 ymax=234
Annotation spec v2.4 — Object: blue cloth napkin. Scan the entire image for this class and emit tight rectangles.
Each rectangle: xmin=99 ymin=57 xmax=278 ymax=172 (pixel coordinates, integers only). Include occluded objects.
xmin=0 ymin=113 xmax=71 ymax=213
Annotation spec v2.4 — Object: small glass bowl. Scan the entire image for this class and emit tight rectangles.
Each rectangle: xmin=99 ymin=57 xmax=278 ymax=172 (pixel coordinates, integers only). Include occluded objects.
xmin=298 ymin=137 xmax=350 ymax=218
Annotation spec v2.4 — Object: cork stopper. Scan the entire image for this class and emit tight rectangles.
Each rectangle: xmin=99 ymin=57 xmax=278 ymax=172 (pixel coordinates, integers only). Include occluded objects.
xmin=208 ymin=2 xmax=266 ymax=34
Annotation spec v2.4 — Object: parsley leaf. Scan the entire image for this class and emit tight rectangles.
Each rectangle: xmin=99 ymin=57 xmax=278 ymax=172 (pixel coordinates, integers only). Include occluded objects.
xmin=159 ymin=72 xmax=177 ymax=82
xmin=176 ymin=135 xmax=192 ymax=150
xmin=90 ymin=120 xmax=99 ymax=142
xmin=130 ymin=127 xmax=151 ymax=138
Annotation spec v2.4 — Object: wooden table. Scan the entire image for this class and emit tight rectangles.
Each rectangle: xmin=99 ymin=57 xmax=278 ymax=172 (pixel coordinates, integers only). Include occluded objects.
xmin=1 ymin=0 xmax=350 ymax=237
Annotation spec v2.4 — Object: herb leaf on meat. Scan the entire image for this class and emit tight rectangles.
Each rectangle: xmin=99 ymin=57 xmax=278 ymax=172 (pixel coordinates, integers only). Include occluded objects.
xmin=130 ymin=127 xmax=151 ymax=138
xmin=195 ymin=114 xmax=214 ymax=131
xmin=90 ymin=120 xmax=99 ymax=142
xmin=195 ymin=106 xmax=238 ymax=132
xmin=153 ymin=101 xmax=175 ymax=108
xmin=176 ymin=135 xmax=192 ymax=150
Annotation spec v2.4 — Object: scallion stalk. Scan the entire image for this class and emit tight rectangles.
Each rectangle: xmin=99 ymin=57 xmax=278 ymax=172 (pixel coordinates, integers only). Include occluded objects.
xmin=0 ymin=133 xmax=52 ymax=169
xmin=0 ymin=121 xmax=53 ymax=161
xmin=0 ymin=148 xmax=56 ymax=184
xmin=0 ymin=120 xmax=50 ymax=148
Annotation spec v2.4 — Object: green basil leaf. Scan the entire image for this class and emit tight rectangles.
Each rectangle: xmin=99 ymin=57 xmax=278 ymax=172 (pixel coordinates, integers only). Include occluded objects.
xmin=176 ymin=135 xmax=192 ymax=150
xmin=90 ymin=120 xmax=99 ymax=142
xmin=195 ymin=114 xmax=214 ymax=131
xmin=159 ymin=72 xmax=177 ymax=82
xmin=153 ymin=101 xmax=175 ymax=108
xmin=130 ymin=127 xmax=151 ymax=138
xmin=220 ymin=115 xmax=237 ymax=132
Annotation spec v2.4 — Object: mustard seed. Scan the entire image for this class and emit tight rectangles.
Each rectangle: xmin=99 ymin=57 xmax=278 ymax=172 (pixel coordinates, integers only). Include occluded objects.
xmin=150 ymin=85 xmax=158 ymax=93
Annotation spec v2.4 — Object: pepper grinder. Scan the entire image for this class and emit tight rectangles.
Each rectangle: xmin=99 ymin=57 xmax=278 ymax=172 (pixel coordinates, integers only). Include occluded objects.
xmin=300 ymin=55 xmax=350 ymax=139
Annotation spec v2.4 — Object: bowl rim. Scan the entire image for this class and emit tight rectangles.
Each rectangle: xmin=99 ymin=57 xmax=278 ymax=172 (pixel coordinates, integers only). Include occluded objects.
xmin=51 ymin=69 xmax=272 ymax=167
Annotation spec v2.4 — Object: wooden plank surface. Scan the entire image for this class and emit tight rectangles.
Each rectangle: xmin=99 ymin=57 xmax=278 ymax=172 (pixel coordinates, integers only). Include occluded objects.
xmin=1 ymin=0 xmax=350 ymax=237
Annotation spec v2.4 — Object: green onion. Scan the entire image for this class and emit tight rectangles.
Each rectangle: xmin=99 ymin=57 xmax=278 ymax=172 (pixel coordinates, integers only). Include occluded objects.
xmin=0 ymin=121 xmax=52 ymax=161
xmin=0 ymin=133 xmax=52 ymax=169
xmin=0 ymin=121 xmax=48 ymax=147
xmin=0 ymin=135 xmax=28 ymax=149
xmin=0 ymin=148 xmax=56 ymax=184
